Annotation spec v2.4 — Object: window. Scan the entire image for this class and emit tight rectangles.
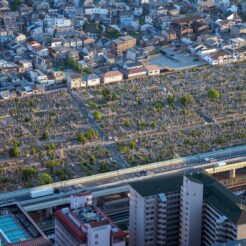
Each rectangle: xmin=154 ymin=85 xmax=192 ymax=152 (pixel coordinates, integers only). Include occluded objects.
xmin=95 ymin=234 xmax=98 ymax=239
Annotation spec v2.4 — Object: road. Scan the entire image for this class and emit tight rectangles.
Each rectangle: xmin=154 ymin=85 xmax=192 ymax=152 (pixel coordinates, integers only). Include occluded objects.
xmin=1 ymin=145 xmax=246 ymax=209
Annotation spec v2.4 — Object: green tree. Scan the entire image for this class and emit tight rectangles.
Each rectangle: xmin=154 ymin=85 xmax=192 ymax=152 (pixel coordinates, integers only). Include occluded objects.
xmin=30 ymin=147 xmax=38 ymax=155
xmin=207 ymin=88 xmax=221 ymax=100
xmin=22 ymin=167 xmax=37 ymax=181
xmin=41 ymin=131 xmax=49 ymax=140
xmin=102 ymin=88 xmax=111 ymax=99
xmin=129 ymin=140 xmax=137 ymax=149
xmin=118 ymin=145 xmax=129 ymax=154
xmin=77 ymin=132 xmax=85 ymax=143
xmin=85 ymin=128 xmax=98 ymax=140
xmin=104 ymin=28 xmax=120 ymax=39
xmin=9 ymin=146 xmax=20 ymax=157
xmin=181 ymin=94 xmax=194 ymax=106
xmin=46 ymin=160 xmax=59 ymax=174
xmin=46 ymin=143 xmax=56 ymax=151
xmin=55 ymin=169 xmax=66 ymax=180
xmin=123 ymin=119 xmax=131 ymax=127
xmin=93 ymin=111 xmax=102 ymax=120
xmin=167 ymin=94 xmax=175 ymax=105
xmin=38 ymin=173 xmax=53 ymax=185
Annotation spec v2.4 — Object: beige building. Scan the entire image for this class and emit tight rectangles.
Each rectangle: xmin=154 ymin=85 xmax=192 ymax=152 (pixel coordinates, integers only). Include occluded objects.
xmin=67 ymin=73 xmax=86 ymax=89
xmin=143 ymin=64 xmax=160 ymax=76
xmin=102 ymin=71 xmax=123 ymax=84
xmin=113 ymin=35 xmax=136 ymax=53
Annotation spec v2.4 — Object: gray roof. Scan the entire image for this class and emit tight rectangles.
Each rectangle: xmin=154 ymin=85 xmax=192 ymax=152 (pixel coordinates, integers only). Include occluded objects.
xmin=130 ymin=173 xmax=183 ymax=197
xmin=186 ymin=172 xmax=246 ymax=225
xmin=83 ymin=73 xmax=99 ymax=81
xmin=130 ymin=172 xmax=246 ymax=225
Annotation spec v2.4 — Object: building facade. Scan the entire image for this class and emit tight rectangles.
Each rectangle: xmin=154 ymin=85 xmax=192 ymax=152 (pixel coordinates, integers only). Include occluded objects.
xmin=112 ymin=36 xmax=136 ymax=54
xmin=129 ymin=172 xmax=246 ymax=246
xmin=55 ymin=193 xmax=127 ymax=246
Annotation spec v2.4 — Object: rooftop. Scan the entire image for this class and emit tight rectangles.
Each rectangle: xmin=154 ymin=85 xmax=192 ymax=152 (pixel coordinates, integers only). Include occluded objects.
xmin=130 ymin=172 xmax=246 ymax=225
xmin=186 ymin=172 xmax=246 ymax=225
xmin=130 ymin=173 xmax=183 ymax=197
xmin=0 ymin=204 xmax=51 ymax=246
xmin=55 ymin=205 xmax=127 ymax=242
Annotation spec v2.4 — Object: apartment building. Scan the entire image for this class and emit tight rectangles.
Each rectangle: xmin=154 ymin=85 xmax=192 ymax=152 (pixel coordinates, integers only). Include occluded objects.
xmin=180 ymin=173 xmax=246 ymax=246
xmin=129 ymin=175 xmax=182 ymax=246
xmin=55 ymin=192 xmax=127 ymax=246
xmin=112 ymin=36 xmax=136 ymax=54
xmin=129 ymin=172 xmax=246 ymax=246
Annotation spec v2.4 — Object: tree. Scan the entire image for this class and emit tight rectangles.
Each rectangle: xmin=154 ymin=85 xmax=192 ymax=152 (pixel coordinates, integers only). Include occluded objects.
xmin=167 ymin=94 xmax=175 ymax=105
xmin=85 ymin=128 xmax=98 ymax=140
xmin=9 ymin=146 xmax=20 ymax=157
xmin=39 ymin=173 xmax=52 ymax=185
xmin=77 ymin=132 xmax=85 ymax=143
xmin=102 ymin=88 xmax=111 ymax=99
xmin=93 ymin=111 xmax=102 ymax=120
xmin=104 ymin=28 xmax=120 ymax=39
xmin=181 ymin=94 xmax=194 ymax=106
xmin=46 ymin=143 xmax=56 ymax=151
xmin=129 ymin=140 xmax=137 ymax=149
xmin=55 ymin=169 xmax=66 ymax=180
xmin=208 ymin=88 xmax=220 ymax=100
xmin=41 ymin=131 xmax=49 ymax=140
xmin=22 ymin=168 xmax=36 ymax=181
xmin=123 ymin=119 xmax=131 ymax=127
xmin=46 ymin=160 xmax=59 ymax=174
xmin=30 ymin=147 xmax=38 ymax=155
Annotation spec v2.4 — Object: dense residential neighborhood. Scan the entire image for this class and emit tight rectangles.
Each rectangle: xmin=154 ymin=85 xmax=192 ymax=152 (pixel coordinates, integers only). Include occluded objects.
xmin=0 ymin=0 xmax=246 ymax=95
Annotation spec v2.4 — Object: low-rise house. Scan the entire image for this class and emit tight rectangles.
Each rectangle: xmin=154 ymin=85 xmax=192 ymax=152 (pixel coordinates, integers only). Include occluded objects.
xmin=51 ymin=70 xmax=66 ymax=82
xmin=19 ymin=4 xmax=33 ymax=15
xmin=120 ymin=15 xmax=139 ymax=29
xmin=102 ymin=70 xmax=123 ymax=84
xmin=27 ymin=41 xmax=49 ymax=57
xmin=112 ymin=35 xmax=136 ymax=53
xmin=50 ymin=46 xmax=70 ymax=61
xmin=203 ymin=50 xmax=234 ymax=65
xmin=127 ymin=67 xmax=147 ymax=79
xmin=34 ymin=56 xmax=50 ymax=72
xmin=143 ymin=64 xmax=160 ymax=76
xmin=0 ymin=30 xmax=13 ymax=42
xmin=67 ymin=73 xmax=86 ymax=89
xmin=18 ymin=60 xmax=33 ymax=71
xmin=215 ymin=20 xmax=232 ymax=32
xmin=231 ymin=24 xmax=246 ymax=36
xmin=162 ymin=29 xmax=177 ymax=42
xmin=15 ymin=33 xmax=27 ymax=42
xmin=29 ymin=69 xmax=48 ymax=84
xmin=83 ymin=73 xmax=100 ymax=86
xmin=67 ymin=50 xmax=79 ymax=61
xmin=232 ymin=46 xmax=246 ymax=61
xmin=64 ymin=3 xmax=76 ymax=14
xmin=8 ymin=42 xmax=27 ymax=55
xmin=0 ymin=59 xmax=18 ymax=74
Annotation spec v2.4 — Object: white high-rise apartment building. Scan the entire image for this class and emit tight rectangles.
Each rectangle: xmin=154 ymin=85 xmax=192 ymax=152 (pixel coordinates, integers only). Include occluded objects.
xmin=129 ymin=172 xmax=246 ymax=246
xmin=129 ymin=175 xmax=182 ymax=246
